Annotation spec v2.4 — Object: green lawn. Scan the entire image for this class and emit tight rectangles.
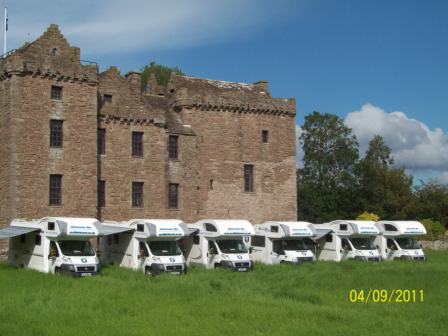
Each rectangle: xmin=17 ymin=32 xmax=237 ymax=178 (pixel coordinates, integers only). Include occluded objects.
xmin=0 ymin=251 xmax=447 ymax=336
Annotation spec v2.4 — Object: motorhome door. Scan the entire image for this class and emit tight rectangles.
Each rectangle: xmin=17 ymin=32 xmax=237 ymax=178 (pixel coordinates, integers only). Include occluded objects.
xmin=208 ymin=240 xmax=218 ymax=267
xmin=138 ymin=241 xmax=149 ymax=269
xmin=341 ymin=238 xmax=351 ymax=259
xmin=271 ymin=240 xmax=283 ymax=264
xmin=48 ymin=241 xmax=59 ymax=272
xmin=386 ymin=239 xmax=399 ymax=259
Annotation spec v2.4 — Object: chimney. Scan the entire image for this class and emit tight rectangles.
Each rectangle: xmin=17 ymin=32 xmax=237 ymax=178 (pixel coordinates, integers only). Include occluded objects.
xmin=253 ymin=80 xmax=269 ymax=94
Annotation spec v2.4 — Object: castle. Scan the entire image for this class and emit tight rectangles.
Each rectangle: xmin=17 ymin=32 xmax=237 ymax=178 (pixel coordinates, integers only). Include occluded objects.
xmin=0 ymin=24 xmax=297 ymax=252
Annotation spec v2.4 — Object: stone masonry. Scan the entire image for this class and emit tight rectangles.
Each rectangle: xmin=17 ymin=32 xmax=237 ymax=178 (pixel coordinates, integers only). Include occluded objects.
xmin=0 ymin=24 xmax=297 ymax=252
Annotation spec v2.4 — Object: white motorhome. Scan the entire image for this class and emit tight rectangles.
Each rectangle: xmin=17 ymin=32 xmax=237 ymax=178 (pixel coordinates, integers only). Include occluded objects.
xmin=183 ymin=219 xmax=254 ymax=271
xmin=0 ymin=217 xmax=101 ymax=276
xmin=249 ymin=221 xmax=316 ymax=264
xmin=315 ymin=220 xmax=381 ymax=262
xmin=99 ymin=219 xmax=189 ymax=275
xmin=374 ymin=221 xmax=426 ymax=261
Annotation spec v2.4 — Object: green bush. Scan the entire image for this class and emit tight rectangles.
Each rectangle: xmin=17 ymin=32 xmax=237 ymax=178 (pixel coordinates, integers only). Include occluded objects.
xmin=421 ymin=218 xmax=446 ymax=241
xmin=356 ymin=211 xmax=380 ymax=221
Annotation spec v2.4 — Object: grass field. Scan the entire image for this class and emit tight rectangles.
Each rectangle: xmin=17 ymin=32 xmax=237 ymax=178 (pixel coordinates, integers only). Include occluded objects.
xmin=0 ymin=251 xmax=447 ymax=336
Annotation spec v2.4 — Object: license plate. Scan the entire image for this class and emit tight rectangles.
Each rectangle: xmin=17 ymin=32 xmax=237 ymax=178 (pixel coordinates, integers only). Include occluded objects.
xmin=237 ymin=268 xmax=247 ymax=272
xmin=81 ymin=273 xmax=92 ymax=277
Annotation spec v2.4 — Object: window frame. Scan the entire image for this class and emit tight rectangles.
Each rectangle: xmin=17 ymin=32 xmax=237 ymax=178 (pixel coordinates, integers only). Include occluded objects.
xmin=50 ymin=119 xmax=63 ymax=148
xmin=262 ymin=129 xmax=269 ymax=143
xmin=132 ymin=131 xmax=144 ymax=157
xmin=132 ymin=182 xmax=144 ymax=208
xmin=98 ymin=128 xmax=106 ymax=155
xmin=49 ymin=175 xmax=62 ymax=206
xmin=98 ymin=180 xmax=106 ymax=208
xmin=244 ymin=164 xmax=254 ymax=192
xmin=168 ymin=135 xmax=178 ymax=160
xmin=51 ymin=85 xmax=63 ymax=100
xmin=168 ymin=183 xmax=179 ymax=209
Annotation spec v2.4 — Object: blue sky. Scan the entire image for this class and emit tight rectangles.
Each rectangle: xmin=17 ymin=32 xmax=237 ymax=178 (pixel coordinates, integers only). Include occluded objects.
xmin=4 ymin=0 xmax=448 ymax=183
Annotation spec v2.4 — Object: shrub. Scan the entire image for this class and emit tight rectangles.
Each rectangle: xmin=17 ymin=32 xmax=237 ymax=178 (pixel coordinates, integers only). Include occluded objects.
xmin=420 ymin=219 xmax=446 ymax=241
xmin=356 ymin=211 xmax=380 ymax=221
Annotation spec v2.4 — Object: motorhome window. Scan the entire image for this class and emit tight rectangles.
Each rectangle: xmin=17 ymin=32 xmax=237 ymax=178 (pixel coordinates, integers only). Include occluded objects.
xmin=349 ymin=238 xmax=375 ymax=250
xmin=251 ymin=235 xmax=265 ymax=247
xmin=58 ymin=240 xmax=95 ymax=256
xmin=384 ymin=224 xmax=398 ymax=231
xmin=20 ymin=234 xmax=26 ymax=244
xmin=113 ymin=234 xmax=119 ymax=244
xmin=272 ymin=240 xmax=283 ymax=254
xmin=326 ymin=234 xmax=333 ymax=242
xmin=340 ymin=224 xmax=347 ymax=231
xmin=396 ymin=238 xmax=420 ymax=250
xmin=49 ymin=241 xmax=59 ymax=257
xmin=341 ymin=239 xmax=351 ymax=251
xmin=137 ymin=224 xmax=145 ymax=232
xmin=139 ymin=242 xmax=149 ymax=257
xmin=282 ymin=239 xmax=309 ymax=251
xmin=35 ymin=234 xmax=41 ymax=246
xmin=148 ymin=241 xmax=181 ymax=256
xmin=216 ymin=240 xmax=247 ymax=254
xmin=270 ymin=225 xmax=279 ymax=233
xmin=205 ymin=223 xmax=217 ymax=232
xmin=208 ymin=241 xmax=218 ymax=254
xmin=48 ymin=222 xmax=55 ymax=230
xmin=193 ymin=235 xmax=200 ymax=245
xmin=387 ymin=239 xmax=396 ymax=250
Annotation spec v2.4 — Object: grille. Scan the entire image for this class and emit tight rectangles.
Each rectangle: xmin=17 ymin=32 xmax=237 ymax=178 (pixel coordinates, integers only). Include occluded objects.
xmin=367 ymin=257 xmax=380 ymax=262
xmin=77 ymin=266 xmax=95 ymax=272
xmin=300 ymin=257 xmax=314 ymax=262
xmin=234 ymin=262 xmax=250 ymax=267
xmin=413 ymin=256 xmax=425 ymax=261
xmin=166 ymin=265 xmax=183 ymax=271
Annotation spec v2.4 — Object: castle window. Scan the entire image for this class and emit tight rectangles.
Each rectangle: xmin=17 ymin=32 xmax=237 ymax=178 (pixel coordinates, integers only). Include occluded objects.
xmin=50 ymin=120 xmax=63 ymax=148
xmin=262 ymin=130 xmax=269 ymax=143
xmin=244 ymin=164 xmax=254 ymax=192
xmin=168 ymin=183 xmax=179 ymax=209
xmin=98 ymin=180 xmax=105 ymax=207
xmin=51 ymin=86 xmax=62 ymax=100
xmin=98 ymin=128 xmax=106 ymax=155
xmin=132 ymin=132 xmax=143 ymax=157
xmin=49 ymin=174 xmax=62 ymax=206
xmin=168 ymin=135 xmax=178 ymax=159
xmin=132 ymin=182 xmax=144 ymax=207
xmin=103 ymin=94 xmax=112 ymax=104
xmin=51 ymin=47 xmax=60 ymax=56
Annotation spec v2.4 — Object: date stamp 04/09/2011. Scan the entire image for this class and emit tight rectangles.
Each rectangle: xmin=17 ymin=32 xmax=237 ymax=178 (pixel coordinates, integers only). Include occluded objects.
xmin=349 ymin=289 xmax=424 ymax=303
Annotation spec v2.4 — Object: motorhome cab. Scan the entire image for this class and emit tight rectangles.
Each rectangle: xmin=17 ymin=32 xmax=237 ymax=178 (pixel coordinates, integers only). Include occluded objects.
xmin=99 ymin=219 xmax=189 ymax=275
xmin=250 ymin=221 xmax=316 ymax=264
xmin=0 ymin=217 xmax=101 ymax=276
xmin=315 ymin=220 xmax=380 ymax=262
xmin=184 ymin=219 xmax=254 ymax=271
xmin=374 ymin=221 xmax=426 ymax=261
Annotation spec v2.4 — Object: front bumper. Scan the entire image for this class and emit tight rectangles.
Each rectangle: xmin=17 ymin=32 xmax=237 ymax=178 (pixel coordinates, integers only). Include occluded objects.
xmin=148 ymin=263 xmax=187 ymax=275
xmin=284 ymin=257 xmax=315 ymax=264
xmin=354 ymin=256 xmax=381 ymax=262
xmin=399 ymin=255 xmax=426 ymax=261
xmin=220 ymin=260 xmax=253 ymax=271
xmin=60 ymin=263 xmax=100 ymax=277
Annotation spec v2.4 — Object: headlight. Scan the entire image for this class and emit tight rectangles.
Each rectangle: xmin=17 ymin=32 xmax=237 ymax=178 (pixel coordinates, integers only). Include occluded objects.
xmin=152 ymin=256 xmax=161 ymax=262
xmin=221 ymin=254 xmax=230 ymax=260
xmin=62 ymin=256 xmax=72 ymax=263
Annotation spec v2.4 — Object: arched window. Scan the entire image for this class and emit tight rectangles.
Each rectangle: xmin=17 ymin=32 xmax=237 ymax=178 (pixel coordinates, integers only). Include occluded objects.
xmin=51 ymin=47 xmax=59 ymax=56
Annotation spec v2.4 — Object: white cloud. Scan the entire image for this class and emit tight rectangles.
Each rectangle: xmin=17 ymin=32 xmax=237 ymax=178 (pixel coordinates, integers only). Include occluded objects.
xmin=344 ymin=103 xmax=448 ymax=182
xmin=5 ymin=0 xmax=294 ymax=57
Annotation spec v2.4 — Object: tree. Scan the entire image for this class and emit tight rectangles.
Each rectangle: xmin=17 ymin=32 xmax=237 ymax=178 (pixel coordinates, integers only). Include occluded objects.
xmin=414 ymin=182 xmax=448 ymax=228
xmin=356 ymin=211 xmax=380 ymax=221
xmin=420 ymin=219 xmax=446 ymax=241
xmin=140 ymin=61 xmax=184 ymax=92
xmin=297 ymin=112 xmax=359 ymax=222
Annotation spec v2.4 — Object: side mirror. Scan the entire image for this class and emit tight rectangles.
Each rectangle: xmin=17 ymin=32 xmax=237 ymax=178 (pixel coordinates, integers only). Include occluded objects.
xmin=419 ymin=244 xmax=423 ymax=249
xmin=138 ymin=249 xmax=145 ymax=259
xmin=249 ymin=247 xmax=253 ymax=254
xmin=375 ymin=245 xmax=379 ymax=250
xmin=96 ymin=249 xmax=102 ymax=257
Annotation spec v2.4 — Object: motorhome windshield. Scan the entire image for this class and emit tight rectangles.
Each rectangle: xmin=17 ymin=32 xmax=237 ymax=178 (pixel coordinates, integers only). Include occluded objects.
xmin=282 ymin=239 xmax=309 ymax=251
xmin=349 ymin=238 xmax=375 ymax=250
xmin=148 ymin=241 xmax=182 ymax=256
xmin=216 ymin=239 xmax=247 ymax=254
xmin=396 ymin=238 xmax=420 ymax=250
xmin=58 ymin=240 xmax=95 ymax=256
